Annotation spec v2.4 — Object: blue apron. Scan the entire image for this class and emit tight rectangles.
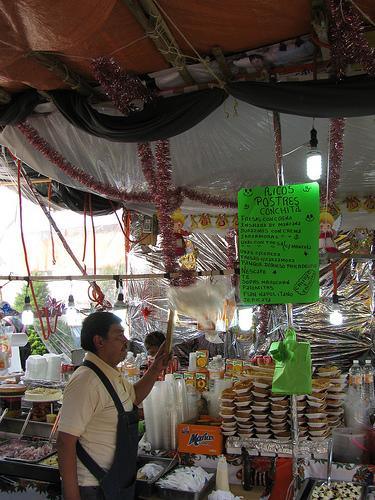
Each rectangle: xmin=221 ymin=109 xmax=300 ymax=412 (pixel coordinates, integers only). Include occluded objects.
xmin=76 ymin=360 xmax=139 ymax=500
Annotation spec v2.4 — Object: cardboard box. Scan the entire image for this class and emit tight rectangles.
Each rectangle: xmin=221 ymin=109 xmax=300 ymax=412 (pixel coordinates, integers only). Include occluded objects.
xmin=184 ymin=372 xmax=196 ymax=388
xmin=178 ymin=418 xmax=224 ymax=456
xmin=196 ymin=350 xmax=209 ymax=372
xmin=195 ymin=372 xmax=208 ymax=392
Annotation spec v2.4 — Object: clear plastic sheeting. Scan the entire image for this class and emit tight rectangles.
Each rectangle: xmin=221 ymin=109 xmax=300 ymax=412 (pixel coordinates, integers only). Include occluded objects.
xmin=3 ymin=97 xmax=375 ymax=227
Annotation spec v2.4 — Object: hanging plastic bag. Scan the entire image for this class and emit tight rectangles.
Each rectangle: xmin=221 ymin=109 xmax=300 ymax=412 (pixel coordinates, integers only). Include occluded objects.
xmin=270 ymin=328 xmax=312 ymax=395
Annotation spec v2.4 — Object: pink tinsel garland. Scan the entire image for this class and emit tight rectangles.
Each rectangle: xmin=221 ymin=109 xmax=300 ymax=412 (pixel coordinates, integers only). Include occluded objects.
xmin=322 ymin=0 xmax=375 ymax=204
xmin=91 ymin=57 xmax=159 ymax=116
xmin=330 ymin=0 xmax=375 ymax=80
xmin=16 ymin=121 xmax=153 ymax=204
xmin=256 ymin=304 xmax=270 ymax=344
xmin=320 ymin=118 xmax=346 ymax=205
xmin=226 ymin=227 xmax=238 ymax=286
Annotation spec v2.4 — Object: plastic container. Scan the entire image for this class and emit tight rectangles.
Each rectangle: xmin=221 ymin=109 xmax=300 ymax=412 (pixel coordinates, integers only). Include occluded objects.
xmin=215 ymin=454 xmax=230 ymax=491
xmin=346 ymin=360 xmax=365 ymax=428
xmin=208 ymin=355 xmax=225 ymax=391
xmin=332 ymin=427 xmax=365 ymax=464
xmin=122 ymin=352 xmax=140 ymax=384
xmin=349 ymin=360 xmax=363 ymax=398
xmin=364 ymin=360 xmax=374 ymax=402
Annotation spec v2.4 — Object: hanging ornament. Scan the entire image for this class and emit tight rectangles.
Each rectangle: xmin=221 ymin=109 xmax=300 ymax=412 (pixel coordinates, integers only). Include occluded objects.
xmin=198 ymin=213 xmax=211 ymax=229
xmin=215 ymin=214 xmax=228 ymax=230
xmin=350 ymin=228 xmax=373 ymax=256
xmin=319 ymin=210 xmax=341 ymax=253
xmin=171 ymin=210 xmax=191 ymax=257
xmin=346 ymin=196 xmax=362 ymax=212
xmin=363 ymin=196 xmax=375 ymax=213
xmin=179 ymin=240 xmax=198 ymax=270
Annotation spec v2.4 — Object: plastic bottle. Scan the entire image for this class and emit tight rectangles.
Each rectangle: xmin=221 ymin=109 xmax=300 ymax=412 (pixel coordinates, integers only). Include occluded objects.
xmin=215 ymin=454 xmax=230 ymax=491
xmin=364 ymin=359 xmax=375 ymax=421
xmin=349 ymin=360 xmax=364 ymax=399
xmin=208 ymin=355 xmax=225 ymax=391
xmin=241 ymin=447 xmax=253 ymax=491
xmin=122 ymin=352 xmax=140 ymax=384
xmin=346 ymin=359 xmax=364 ymax=428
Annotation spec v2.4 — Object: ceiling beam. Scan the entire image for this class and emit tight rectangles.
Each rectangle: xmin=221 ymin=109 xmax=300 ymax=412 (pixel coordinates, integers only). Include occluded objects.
xmin=212 ymin=46 xmax=234 ymax=80
xmin=28 ymin=51 xmax=107 ymax=102
xmin=122 ymin=0 xmax=195 ymax=85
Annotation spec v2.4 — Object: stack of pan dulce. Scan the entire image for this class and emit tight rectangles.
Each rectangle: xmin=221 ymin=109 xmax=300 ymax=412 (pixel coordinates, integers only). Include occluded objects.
xmin=233 ymin=379 xmax=254 ymax=438
xmin=219 ymin=387 xmax=238 ymax=436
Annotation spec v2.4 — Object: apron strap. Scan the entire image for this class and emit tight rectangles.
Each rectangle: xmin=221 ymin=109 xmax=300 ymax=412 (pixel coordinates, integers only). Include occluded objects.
xmin=76 ymin=440 xmax=106 ymax=481
xmin=75 ymin=359 xmax=128 ymax=482
xmin=81 ymin=359 xmax=124 ymax=414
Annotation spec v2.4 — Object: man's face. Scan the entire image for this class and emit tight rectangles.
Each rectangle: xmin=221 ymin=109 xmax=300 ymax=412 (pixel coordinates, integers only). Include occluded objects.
xmin=99 ymin=323 xmax=128 ymax=368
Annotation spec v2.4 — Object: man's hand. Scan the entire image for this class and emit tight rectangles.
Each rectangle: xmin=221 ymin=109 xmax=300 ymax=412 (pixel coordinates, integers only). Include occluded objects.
xmin=150 ymin=341 xmax=173 ymax=372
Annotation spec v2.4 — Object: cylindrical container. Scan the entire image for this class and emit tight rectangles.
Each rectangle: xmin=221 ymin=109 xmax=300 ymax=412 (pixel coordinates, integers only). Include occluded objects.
xmin=0 ymin=395 xmax=22 ymax=418
xmin=216 ymin=454 xmax=230 ymax=491
xmin=346 ymin=359 xmax=365 ymax=427
xmin=32 ymin=401 xmax=51 ymax=421
xmin=364 ymin=360 xmax=374 ymax=402
xmin=0 ymin=384 xmax=27 ymax=417
xmin=208 ymin=355 xmax=225 ymax=391
xmin=349 ymin=360 xmax=364 ymax=399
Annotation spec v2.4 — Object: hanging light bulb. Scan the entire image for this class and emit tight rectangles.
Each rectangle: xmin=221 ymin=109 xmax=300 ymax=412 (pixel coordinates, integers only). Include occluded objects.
xmin=113 ymin=288 xmax=128 ymax=325
xmin=329 ymin=294 xmax=343 ymax=326
xmin=66 ymin=294 xmax=80 ymax=327
xmin=238 ymin=307 xmax=253 ymax=331
xmin=21 ymin=296 xmax=33 ymax=326
xmin=306 ymin=127 xmax=322 ymax=180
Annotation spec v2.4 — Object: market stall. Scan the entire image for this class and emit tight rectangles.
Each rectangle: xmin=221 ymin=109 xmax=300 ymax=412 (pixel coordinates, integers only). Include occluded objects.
xmin=0 ymin=1 xmax=375 ymax=499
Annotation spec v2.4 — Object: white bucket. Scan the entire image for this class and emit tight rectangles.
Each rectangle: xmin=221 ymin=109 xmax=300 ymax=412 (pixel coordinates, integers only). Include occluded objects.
xmin=332 ymin=427 xmax=365 ymax=464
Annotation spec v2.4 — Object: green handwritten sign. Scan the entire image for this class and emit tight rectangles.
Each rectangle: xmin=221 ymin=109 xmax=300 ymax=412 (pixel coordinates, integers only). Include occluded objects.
xmin=238 ymin=183 xmax=320 ymax=305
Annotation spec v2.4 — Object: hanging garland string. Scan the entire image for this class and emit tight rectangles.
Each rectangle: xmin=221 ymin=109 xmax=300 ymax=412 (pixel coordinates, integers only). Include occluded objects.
xmin=91 ymin=57 xmax=160 ymax=116
xmin=15 ymin=121 xmax=237 ymax=209
xmin=320 ymin=118 xmax=346 ymax=205
xmin=154 ymin=139 xmax=180 ymax=280
xmin=330 ymin=0 xmax=375 ymax=81
xmin=322 ymin=0 xmax=375 ymax=205
xmin=15 ymin=121 xmax=153 ymax=204
xmin=226 ymin=227 xmax=238 ymax=286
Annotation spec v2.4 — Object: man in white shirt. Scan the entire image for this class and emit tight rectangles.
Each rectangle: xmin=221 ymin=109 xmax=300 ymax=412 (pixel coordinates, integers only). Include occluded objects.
xmin=57 ymin=311 xmax=172 ymax=500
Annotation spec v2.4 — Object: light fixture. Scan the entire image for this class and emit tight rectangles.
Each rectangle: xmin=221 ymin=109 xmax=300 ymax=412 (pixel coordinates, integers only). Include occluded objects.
xmin=66 ymin=294 xmax=80 ymax=327
xmin=21 ymin=295 xmax=33 ymax=326
xmin=113 ymin=280 xmax=128 ymax=325
xmin=238 ymin=307 xmax=253 ymax=331
xmin=329 ymin=294 xmax=343 ymax=326
xmin=306 ymin=127 xmax=323 ymax=180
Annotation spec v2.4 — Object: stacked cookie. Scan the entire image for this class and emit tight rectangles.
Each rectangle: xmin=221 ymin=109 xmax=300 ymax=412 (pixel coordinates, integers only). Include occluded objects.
xmin=219 ymin=387 xmax=239 ymax=436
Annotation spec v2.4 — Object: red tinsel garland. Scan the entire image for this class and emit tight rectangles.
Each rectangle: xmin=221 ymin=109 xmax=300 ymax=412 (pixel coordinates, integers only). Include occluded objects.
xmin=91 ymin=57 xmax=159 ymax=116
xmin=330 ymin=0 xmax=375 ymax=80
xmin=226 ymin=227 xmax=238 ymax=286
xmin=256 ymin=304 xmax=270 ymax=345
xmin=320 ymin=118 xmax=346 ymax=205
xmin=181 ymin=188 xmax=237 ymax=209
xmin=16 ymin=121 xmax=154 ymax=204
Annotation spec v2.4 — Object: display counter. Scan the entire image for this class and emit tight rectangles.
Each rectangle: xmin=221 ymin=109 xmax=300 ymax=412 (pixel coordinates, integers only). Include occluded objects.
xmin=0 ymin=414 xmax=61 ymax=499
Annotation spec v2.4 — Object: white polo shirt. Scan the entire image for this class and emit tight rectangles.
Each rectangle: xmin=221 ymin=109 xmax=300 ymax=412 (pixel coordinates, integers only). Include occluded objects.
xmin=58 ymin=351 xmax=136 ymax=486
